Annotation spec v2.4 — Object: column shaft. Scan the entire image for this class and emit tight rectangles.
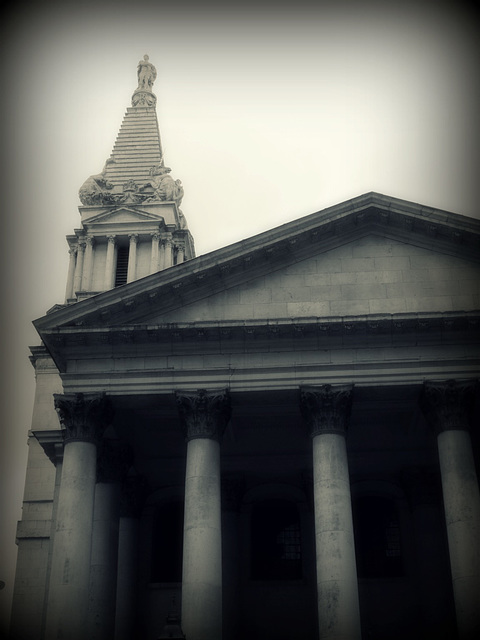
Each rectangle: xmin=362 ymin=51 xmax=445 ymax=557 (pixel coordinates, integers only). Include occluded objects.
xmin=164 ymin=237 xmax=173 ymax=269
xmin=158 ymin=239 xmax=165 ymax=271
xmin=422 ymin=380 xmax=480 ymax=640
xmin=105 ymin=235 xmax=116 ymax=290
xmin=182 ymin=438 xmax=222 ymax=640
xmin=65 ymin=248 xmax=77 ymax=301
xmin=44 ymin=441 xmax=97 ymax=640
xmin=176 ymin=389 xmax=231 ymax=640
xmin=73 ymin=240 xmax=86 ymax=293
xmin=150 ymin=233 xmax=160 ymax=274
xmin=127 ymin=234 xmax=138 ymax=283
xmin=313 ymin=433 xmax=361 ymax=640
xmin=115 ymin=517 xmax=139 ymax=640
xmin=82 ymin=236 xmax=95 ymax=291
xmin=87 ymin=482 xmax=121 ymax=640
xmin=45 ymin=393 xmax=113 ymax=640
xmin=175 ymin=243 xmax=185 ymax=264
xmin=300 ymin=384 xmax=361 ymax=640
xmin=438 ymin=429 xmax=480 ymax=640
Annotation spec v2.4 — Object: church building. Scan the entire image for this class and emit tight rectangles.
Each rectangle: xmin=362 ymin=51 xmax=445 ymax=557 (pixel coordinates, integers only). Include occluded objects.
xmin=10 ymin=57 xmax=480 ymax=640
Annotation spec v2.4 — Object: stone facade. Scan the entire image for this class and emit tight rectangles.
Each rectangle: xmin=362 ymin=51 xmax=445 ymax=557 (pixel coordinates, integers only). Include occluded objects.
xmin=10 ymin=59 xmax=480 ymax=640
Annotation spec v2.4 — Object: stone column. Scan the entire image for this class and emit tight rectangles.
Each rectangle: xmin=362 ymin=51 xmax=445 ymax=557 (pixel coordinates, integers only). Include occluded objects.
xmin=158 ymin=237 xmax=166 ymax=271
xmin=150 ymin=232 xmax=160 ymax=274
xmin=164 ymin=235 xmax=174 ymax=269
xmin=82 ymin=235 xmax=95 ymax=291
xmin=115 ymin=477 xmax=144 ymax=640
xmin=127 ymin=234 xmax=138 ymax=283
xmin=176 ymin=389 xmax=231 ymax=640
xmin=421 ymin=379 xmax=480 ymax=640
xmin=73 ymin=238 xmax=86 ymax=293
xmin=65 ymin=247 xmax=77 ymax=301
xmin=105 ymin=235 xmax=117 ymax=290
xmin=87 ymin=441 xmax=132 ymax=640
xmin=44 ymin=393 xmax=113 ymax=640
xmin=175 ymin=242 xmax=185 ymax=265
xmin=300 ymin=384 xmax=361 ymax=640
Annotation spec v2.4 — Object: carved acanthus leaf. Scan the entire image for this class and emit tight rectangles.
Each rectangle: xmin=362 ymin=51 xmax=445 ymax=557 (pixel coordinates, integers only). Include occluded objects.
xmin=176 ymin=389 xmax=231 ymax=442
xmin=54 ymin=392 xmax=114 ymax=444
xmin=299 ymin=384 xmax=354 ymax=437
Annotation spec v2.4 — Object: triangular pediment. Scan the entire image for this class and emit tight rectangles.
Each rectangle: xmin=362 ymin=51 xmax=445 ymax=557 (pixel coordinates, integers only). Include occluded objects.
xmin=36 ymin=193 xmax=480 ymax=360
xmin=82 ymin=206 xmax=164 ymax=224
xmin=144 ymin=233 xmax=480 ymax=324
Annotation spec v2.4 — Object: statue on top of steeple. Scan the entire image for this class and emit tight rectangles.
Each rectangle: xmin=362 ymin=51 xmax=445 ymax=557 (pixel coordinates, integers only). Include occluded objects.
xmin=132 ymin=54 xmax=157 ymax=107
xmin=137 ymin=55 xmax=157 ymax=91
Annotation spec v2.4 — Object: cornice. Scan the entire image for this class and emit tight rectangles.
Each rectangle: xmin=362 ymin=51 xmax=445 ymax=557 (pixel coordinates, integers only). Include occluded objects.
xmin=40 ymin=311 xmax=480 ymax=347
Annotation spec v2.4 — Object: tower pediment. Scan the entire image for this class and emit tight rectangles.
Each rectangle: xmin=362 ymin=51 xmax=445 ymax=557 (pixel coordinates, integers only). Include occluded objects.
xmin=81 ymin=202 xmax=178 ymax=226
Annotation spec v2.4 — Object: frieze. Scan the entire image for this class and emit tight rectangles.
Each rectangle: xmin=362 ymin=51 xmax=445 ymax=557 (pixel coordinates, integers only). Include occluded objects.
xmin=54 ymin=392 xmax=114 ymax=444
xmin=41 ymin=311 xmax=480 ymax=352
xmin=299 ymin=384 xmax=354 ymax=437
xmin=176 ymin=389 xmax=231 ymax=442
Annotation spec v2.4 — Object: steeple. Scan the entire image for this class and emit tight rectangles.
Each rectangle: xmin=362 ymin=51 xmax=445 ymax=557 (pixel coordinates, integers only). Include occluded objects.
xmin=64 ymin=56 xmax=195 ymax=304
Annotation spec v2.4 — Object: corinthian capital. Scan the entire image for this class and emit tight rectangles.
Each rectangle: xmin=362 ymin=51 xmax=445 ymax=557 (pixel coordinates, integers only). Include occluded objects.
xmin=54 ymin=392 xmax=114 ymax=444
xmin=176 ymin=389 xmax=231 ymax=442
xmin=421 ymin=379 xmax=478 ymax=435
xmin=299 ymin=384 xmax=354 ymax=438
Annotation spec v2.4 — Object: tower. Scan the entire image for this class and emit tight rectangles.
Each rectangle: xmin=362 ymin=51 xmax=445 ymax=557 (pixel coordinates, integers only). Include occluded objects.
xmin=65 ymin=54 xmax=194 ymax=303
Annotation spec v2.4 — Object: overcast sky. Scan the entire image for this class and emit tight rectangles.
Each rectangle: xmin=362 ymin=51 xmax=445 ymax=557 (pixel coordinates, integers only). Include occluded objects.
xmin=1 ymin=0 xmax=479 ymax=630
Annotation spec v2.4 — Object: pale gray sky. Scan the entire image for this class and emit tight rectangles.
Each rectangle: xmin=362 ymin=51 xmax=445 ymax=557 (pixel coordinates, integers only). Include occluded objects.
xmin=1 ymin=0 xmax=479 ymax=630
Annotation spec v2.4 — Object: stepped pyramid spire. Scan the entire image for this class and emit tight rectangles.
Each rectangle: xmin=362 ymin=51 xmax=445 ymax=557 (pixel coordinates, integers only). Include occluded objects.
xmin=64 ymin=56 xmax=194 ymax=304
xmin=79 ymin=55 xmax=183 ymax=209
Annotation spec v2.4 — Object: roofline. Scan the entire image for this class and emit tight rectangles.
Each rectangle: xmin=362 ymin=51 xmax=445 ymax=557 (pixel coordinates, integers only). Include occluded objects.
xmin=34 ymin=191 xmax=480 ymax=333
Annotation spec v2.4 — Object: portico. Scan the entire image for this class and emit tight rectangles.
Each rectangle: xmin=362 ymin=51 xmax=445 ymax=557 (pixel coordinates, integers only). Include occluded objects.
xmin=24 ymin=371 xmax=479 ymax=640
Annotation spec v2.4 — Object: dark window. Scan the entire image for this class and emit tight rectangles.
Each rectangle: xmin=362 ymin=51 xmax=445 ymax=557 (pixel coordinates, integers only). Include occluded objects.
xmin=115 ymin=245 xmax=129 ymax=287
xmin=353 ymin=496 xmax=403 ymax=578
xmin=251 ymin=499 xmax=302 ymax=580
xmin=151 ymin=501 xmax=184 ymax=583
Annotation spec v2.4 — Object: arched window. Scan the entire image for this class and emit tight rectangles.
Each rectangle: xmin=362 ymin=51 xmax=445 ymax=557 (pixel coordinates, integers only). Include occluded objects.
xmin=251 ymin=499 xmax=302 ymax=580
xmin=150 ymin=501 xmax=184 ymax=583
xmin=353 ymin=496 xmax=403 ymax=578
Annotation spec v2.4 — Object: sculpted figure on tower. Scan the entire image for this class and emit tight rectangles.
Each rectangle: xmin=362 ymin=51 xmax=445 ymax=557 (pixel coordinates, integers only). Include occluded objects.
xmin=137 ymin=54 xmax=157 ymax=91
